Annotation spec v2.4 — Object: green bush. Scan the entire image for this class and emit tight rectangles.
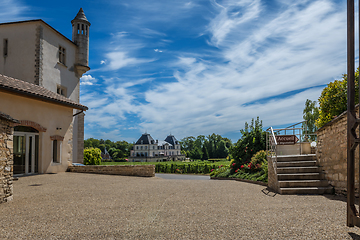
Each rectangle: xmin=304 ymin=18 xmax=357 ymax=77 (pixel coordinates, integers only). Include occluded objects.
xmin=83 ymin=148 xmax=102 ymax=165
xmin=316 ymin=69 xmax=359 ymax=128
xmin=230 ymin=117 xmax=266 ymax=171
xmin=250 ymin=150 xmax=267 ymax=166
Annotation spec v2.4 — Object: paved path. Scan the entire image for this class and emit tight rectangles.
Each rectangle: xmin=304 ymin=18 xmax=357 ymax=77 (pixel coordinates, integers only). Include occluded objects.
xmin=1 ymin=172 xmax=360 ymax=239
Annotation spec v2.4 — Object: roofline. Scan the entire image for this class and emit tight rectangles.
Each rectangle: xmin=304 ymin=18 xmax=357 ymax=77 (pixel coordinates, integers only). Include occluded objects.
xmin=0 ymin=19 xmax=77 ymax=46
xmin=0 ymin=86 xmax=88 ymax=111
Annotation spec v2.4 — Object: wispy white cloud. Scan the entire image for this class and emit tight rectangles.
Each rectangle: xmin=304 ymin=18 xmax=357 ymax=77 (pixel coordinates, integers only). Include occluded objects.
xmin=208 ymin=0 xmax=262 ymax=46
xmin=0 ymin=0 xmax=29 ymax=22
xmin=80 ymin=75 xmax=96 ymax=85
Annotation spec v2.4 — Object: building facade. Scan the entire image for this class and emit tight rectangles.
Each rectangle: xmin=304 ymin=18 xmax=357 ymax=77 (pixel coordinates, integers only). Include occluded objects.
xmin=0 ymin=74 xmax=87 ymax=175
xmin=129 ymin=133 xmax=185 ymax=162
xmin=0 ymin=8 xmax=90 ymax=163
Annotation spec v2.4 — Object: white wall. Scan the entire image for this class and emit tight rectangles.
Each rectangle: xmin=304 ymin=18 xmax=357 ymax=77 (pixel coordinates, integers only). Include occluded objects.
xmin=0 ymin=22 xmax=37 ymax=84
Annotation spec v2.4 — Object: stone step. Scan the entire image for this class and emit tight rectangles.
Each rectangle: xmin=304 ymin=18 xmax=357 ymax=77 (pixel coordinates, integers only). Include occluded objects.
xmin=277 ymin=166 xmax=319 ymax=174
xmin=279 ymin=180 xmax=329 ymax=188
xmin=276 ymin=155 xmax=316 ymax=162
xmin=280 ymin=186 xmax=333 ymax=195
xmin=277 ymin=161 xmax=317 ymax=168
xmin=277 ymin=173 xmax=323 ymax=180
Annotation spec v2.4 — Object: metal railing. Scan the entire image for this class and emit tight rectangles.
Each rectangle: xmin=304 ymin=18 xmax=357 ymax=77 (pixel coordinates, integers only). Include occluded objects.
xmin=266 ymin=127 xmax=278 ymax=175
xmin=266 ymin=121 xmax=318 ymax=175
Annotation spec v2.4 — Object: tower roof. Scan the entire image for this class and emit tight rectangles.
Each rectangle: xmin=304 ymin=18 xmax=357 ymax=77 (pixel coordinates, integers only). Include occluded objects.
xmin=135 ymin=133 xmax=155 ymax=145
xmin=164 ymin=135 xmax=179 ymax=146
xmin=72 ymin=8 xmax=90 ymax=25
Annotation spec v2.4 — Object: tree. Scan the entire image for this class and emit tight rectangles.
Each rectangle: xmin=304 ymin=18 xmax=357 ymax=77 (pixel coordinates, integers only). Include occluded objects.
xmin=230 ymin=117 xmax=266 ymax=167
xmin=216 ymin=140 xmax=229 ymax=158
xmin=201 ymin=145 xmax=209 ymax=160
xmin=190 ymin=147 xmax=202 ymax=160
xmin=316 ymin=69 xmax=359 ymax=128
xmin=302 ymin=99 xmax=319 ymax=141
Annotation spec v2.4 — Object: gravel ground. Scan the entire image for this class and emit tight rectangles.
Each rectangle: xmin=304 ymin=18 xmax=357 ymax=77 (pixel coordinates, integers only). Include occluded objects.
xmin=1 ymin=172 xmax=360 ymax=239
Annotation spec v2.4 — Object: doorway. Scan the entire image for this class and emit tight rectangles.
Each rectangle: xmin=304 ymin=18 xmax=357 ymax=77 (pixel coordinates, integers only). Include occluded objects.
xmin=13 ymin=126 xmax=39 ymax=175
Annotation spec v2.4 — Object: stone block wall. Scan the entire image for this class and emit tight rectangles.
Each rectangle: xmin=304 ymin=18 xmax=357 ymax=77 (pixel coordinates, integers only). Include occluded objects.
xmin=267 ymin=156 xmax=279 ymax=192
xmin=68 ymin=165 xmax=155 ymax=177
xmin=317 ymin=108 xmax=357 ymax=195
xmin=0 ymin=116 xmax=17 ymax=203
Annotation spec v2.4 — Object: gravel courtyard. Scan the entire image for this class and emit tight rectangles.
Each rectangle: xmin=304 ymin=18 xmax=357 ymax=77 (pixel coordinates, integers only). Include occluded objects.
xmin=1 ymin=172 xmax=360 ymax=239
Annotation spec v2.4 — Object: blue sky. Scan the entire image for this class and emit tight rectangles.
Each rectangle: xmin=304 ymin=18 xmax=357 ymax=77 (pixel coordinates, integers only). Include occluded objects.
xmin=2 ymin=0 xmax=349 ymax=143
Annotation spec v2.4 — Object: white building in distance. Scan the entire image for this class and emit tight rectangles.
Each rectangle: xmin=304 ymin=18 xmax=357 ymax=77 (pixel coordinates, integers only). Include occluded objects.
xmin=129 ymin=133 xmax=185 ymax=162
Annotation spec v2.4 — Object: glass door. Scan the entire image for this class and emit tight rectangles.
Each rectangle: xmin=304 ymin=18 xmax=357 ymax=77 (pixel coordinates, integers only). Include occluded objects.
xmin=13 ymin=135 xmax=26 ymax=175
xmin=13 ymin=133 xmax=39 ymax=175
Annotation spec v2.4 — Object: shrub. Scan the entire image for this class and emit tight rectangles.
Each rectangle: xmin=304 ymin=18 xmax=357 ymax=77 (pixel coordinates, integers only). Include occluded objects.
xmin=83 ymin=148 xmax=102 ymax=165
xmin=316 ymin=69 xmax=359 ymax=128
xmin=250 ymin=150 xmax=267 ymax=166
xmin=230 ymin=117 xmax=266 ymax=172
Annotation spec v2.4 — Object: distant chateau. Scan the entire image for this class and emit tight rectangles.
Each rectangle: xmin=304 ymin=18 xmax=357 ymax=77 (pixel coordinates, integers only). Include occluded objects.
xmin=129 ymin=133 xmax=185 ymax=162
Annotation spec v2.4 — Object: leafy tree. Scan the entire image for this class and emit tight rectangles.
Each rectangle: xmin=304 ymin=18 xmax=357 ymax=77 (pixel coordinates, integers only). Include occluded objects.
xmin=230 ymin=117 xmax=266 ymax=169
xmin=190 ymin=147 xmax=202 ymax=160
xmin=83 ymin=148 xmax=102 ymax=165
xmin=316 ymin=69 xmax=359 ymax=128
xmin=201 ymin=145 xmax=209 ymax=160
xmin=180 ymin=134 xmax=232 ymax=159
xmin=216 ymin=140 xmax=229 ymax=158
xmin=84 ymin=138 xmax=133 ymax=160
xmin=302 ymin=99 xmax=319 ymax=141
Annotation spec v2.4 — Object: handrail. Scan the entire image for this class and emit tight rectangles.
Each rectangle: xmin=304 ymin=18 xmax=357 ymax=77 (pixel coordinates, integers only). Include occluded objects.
xmin=270 ymin=127 xmax=277 ymax=145
xmin=267 ymin=127 xmax=278 ymax=175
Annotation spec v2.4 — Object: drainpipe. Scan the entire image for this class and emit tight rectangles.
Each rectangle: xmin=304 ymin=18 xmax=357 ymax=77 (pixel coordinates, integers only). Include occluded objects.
xmin=73 ymin=110 xmax=84 ymax=117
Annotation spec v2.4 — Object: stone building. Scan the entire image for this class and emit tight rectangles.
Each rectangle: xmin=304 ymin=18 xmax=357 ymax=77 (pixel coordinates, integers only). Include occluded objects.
xmin=129 ymin=133 xmax=185 ymax=162
xmin=0 ymin=111 xmax=19 ymax=203
xmin=0 ymin=8 xmax=90 ymax=164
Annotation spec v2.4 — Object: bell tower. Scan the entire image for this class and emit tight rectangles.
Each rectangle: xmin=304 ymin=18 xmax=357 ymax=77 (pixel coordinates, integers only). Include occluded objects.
xmin=71 ymin=8 xmax=90 ymax=77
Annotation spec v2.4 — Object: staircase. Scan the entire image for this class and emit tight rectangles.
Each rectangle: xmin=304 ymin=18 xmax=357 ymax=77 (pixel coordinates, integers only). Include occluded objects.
xmin=276 ymin=155 xmax=333 ymax=194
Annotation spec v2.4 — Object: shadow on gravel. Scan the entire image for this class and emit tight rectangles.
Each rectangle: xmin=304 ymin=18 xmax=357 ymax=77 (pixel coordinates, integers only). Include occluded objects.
xmin=261 ymin=187 xmax=277 ymax=197
xmin=323 ymin=194 xmax=348 ymax=203
xmin=349 ymin=232 xmax=360 ymax=240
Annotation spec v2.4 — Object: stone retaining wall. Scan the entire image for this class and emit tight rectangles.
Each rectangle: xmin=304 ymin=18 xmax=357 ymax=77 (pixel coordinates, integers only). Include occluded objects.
xmin=316 ymin=107 xmax=358 ymax=195
xmin=0 ymin=113 xmax=18 ymax=203
xmin=267 ymin=156 xmax=279 ymax=192
xmin=68 ymin=165 xmax=155 ymax=177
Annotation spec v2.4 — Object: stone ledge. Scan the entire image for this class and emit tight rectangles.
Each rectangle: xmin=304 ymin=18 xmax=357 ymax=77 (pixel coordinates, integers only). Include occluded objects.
xmin=67 ymin=165 xmax=155 ymax=177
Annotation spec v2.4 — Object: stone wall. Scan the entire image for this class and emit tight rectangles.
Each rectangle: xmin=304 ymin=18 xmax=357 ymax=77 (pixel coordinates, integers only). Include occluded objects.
xmin=267 ymin=156 xmax=279 ymax=192
xmin=0 ymin=113 xmax=18 ymax=203
xmin=316 ymin=108 xmax=358 ymax=195
xmin=68 ymin=165 xmax=155 ymax=177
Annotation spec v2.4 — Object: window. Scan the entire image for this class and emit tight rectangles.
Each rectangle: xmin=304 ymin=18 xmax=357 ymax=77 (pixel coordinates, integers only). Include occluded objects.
xmin=59 ymin=46 xmax=66 ymax=65
xmin=3 ymin=39 xmax=8 ymax=57
xmin=52 ymin=140 xmax=61 ymax=163
xmin=145 ymin=146 xmax=147 ymax=150
xmin=136 ymin=146 xmax=139 ymax=150
xmin=57 ymin=85 xmax=67 ymax=97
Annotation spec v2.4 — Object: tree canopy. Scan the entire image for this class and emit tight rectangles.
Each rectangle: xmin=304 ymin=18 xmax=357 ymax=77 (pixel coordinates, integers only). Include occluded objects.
xmin=316 ymin=69 xmax=359 ymax=128
xmin=302 ymin=99 xmax=319 ymax=141
xmin=84 ymin=138 xmax=133 ymax=161
xmin=180 ymin=133 xmax=232 ymax=160
xmin=230 ymin=117 xmax=266 ymax=165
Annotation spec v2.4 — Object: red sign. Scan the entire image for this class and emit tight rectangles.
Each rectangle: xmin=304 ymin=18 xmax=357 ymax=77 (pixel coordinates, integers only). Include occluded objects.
xmin=275 ymin=135 xmax=299 ymax=145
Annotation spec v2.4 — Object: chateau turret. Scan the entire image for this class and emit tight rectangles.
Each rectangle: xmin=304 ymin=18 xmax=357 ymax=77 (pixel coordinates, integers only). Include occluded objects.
xmin=71 ymin=8 xmax=90 ymax=76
